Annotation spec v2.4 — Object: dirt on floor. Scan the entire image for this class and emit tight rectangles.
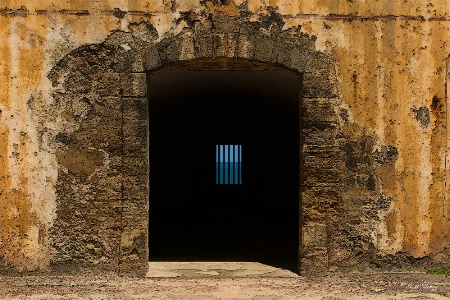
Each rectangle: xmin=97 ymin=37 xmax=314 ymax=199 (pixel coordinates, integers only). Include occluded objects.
xmin=1 ymin=272 xmax=450 ymax=299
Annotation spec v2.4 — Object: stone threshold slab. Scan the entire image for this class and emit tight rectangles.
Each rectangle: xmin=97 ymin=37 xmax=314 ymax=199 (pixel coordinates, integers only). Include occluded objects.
xmin=146 ymin=262 xmax=299 ymax=278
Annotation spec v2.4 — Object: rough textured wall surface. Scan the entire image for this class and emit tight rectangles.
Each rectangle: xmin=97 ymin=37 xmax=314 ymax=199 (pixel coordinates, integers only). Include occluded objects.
xmin=1 ymin=0 xmax=450 ymax=274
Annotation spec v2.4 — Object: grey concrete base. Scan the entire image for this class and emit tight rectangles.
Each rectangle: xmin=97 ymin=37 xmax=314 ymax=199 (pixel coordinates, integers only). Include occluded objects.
xmin=146 ymin=262 xmax=299 ymax=278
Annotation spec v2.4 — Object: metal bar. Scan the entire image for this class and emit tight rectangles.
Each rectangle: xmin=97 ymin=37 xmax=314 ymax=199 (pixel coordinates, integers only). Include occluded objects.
xmin=220 ymin=145 xmax=223 ymax=184
xmin=230 ymin=145 xmax=234 ymax=184
xmin=239 ymin=145 xmax=242 ymax=184
xmin=216 ymin=145 xmax=218 ymax=184
xmin=235 ymin=145 xmax=239 ymax=184
xmin=225 ymin=145 xmax=228 ymax=184
xmin=230 ymin=145 xmax=232 ymax=185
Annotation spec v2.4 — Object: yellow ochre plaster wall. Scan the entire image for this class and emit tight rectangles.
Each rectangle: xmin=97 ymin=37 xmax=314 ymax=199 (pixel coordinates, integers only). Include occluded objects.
xmin=1 ymin=0 xmax=450 ymax=271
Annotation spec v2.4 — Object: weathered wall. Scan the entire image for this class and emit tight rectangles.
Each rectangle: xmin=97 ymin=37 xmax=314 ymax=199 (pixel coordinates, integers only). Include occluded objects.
xmin=1 ymin=0 xmax=450 ymax=274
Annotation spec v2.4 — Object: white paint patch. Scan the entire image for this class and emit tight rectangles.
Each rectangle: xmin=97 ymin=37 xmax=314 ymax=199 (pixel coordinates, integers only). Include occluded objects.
xmin=414 ymin=21 xmax=433 ymax=256
xmin=233 ymin=0 xmax=247 ymax=6
xmin=174 ymin=20 xmax=189 ymax=36
xmin=179 ymin=30 xmax=195 ymax=61
xmin=120 ymin=43 xmax=131 ymax=51
xmin=320 ymin=26 xmax=348 ymax=52
xmin=8 ymin=19 xmax=20 ymax=189
xmin=23 ymin=225 xmax=40 ymax=260
xmin=85 ymin=13 xmax=113 ymax=41
xmin=371 ymin=202 xmax=403 ymax=255
xmin=45 ymin=15 xmax=80 ymax=69
xmin=238 ymin=37 xmax=253 ymax=59
xmin=150 ymin=14 xmax=176 ymax=40
xmin=5 ymin=20 xmax=59 ymax=268
xmin=294 ymin=19 xmax=349 ymax=53
xmin=337 ymin=102 xmax=355 ymax=125
xmin=374 ymin=20 xmax=386 ymax=146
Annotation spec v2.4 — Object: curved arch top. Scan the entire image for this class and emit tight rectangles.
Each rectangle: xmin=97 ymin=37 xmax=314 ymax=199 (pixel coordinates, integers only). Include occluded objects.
xmin=44 ymin=18 xmax=346 ymax=276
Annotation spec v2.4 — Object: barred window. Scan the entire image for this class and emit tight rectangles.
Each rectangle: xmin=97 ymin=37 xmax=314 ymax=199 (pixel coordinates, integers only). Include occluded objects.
xmin=216 ymin=145 xmax=242 ymax=184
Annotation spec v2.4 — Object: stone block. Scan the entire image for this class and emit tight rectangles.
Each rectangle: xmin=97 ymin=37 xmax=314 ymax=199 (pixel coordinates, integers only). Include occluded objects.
xmin=144 ymin=46 xmax=162 ymax=70
xmin=194 ymin=34 xmax=213 ymax=58
xmin=122 ymin=175 xmax=148 ymax=203
xmin=238 ymin=20 xmax=261 ymax=35
xmin=301 ymin=206 xmax=328 ymax=223
xmin=300 ymin=257 xmax=328 ymax=274
xmin=64 ymin=73 xmax=92 ymax=93
xmin=84 ymin=201 xmax=122 ymax=224
xmin=302 ymin=154 xmax=343 ymax=170
xmin=301 ymin=186 xmax=341 ymax=206
xmin=130 ymin=22 xmax=159 ymax=43
xmin=339 ymin=138 xmax=375 ymax=172
xmin=302 ymin=72 xmax=338 ymax=98
xmin=91 ymin=72 xmax=122 ymax=97
xmin=300 ymin=224 xmax=329 ymax=273
xmin=212 ymin=12 xmax=240 ymax=33
xmin=123 ymin=97 xmax=149 ymax=153
xmin=123 ymin=124 xmax=148 ymax=153
xmin=301 ymin=124 xmax=337 ymax=145
xmin=107 ymin=48 xmax=134 ymax=73
xmin=72 ymin=114 xmax=122 ymax=152
xmin=212 ymin=34 xmax=237 ymax=58
xmin=302 ymin=167 xmax=342 ymax=187
xmin=178 ymin=32 xmax=196 ymax=61
xmin=305 ymin=52 xmax=336 ymax=74
xmin=123 ymin=97 xmax=148 ymax=121
xmin=51 ymin=200 xmax=122 ymax=269
xmin=194 ymin=18 xmax=213 ymax=36
xmin=88 ymin=173 xmax=123 ymax=201
xmin=302 ymin=144 xmax=341 ymax=156
xmin=65 ymin=54 xmax=95 ymax=75
xmin=122 ymin=153 xmax=148 ymax=176
xmin=119 ymin=253 xmax=148 ymax=277
xmin=111 ymin=48 xmax=145 ymax=73
xmin=302 ymin=224 xmax=327 ymax=248
xmin=274 ymin=40 xmax=294 ymax=67
xmin=254 ymin=36 xmax=276 ymax=63
xmin=302 ymin=98 xmax=339 ymax=123
xmin=288 ymin=46 xmax=309 ymax=72
xmin=157 ymin=37 xmax=181 ymax=64
xmin=121 ymin=73 xmax=147 ymax=97
xmin=119 ymin=207 xmax=148 ymax=277
xmin=90 ymin=98 xmax=122 ymax=118
xmin=82 ymin=93 xmax=122 ymax=111
xmin=235 ymin=34 xmax=255 ymax=59
xmin=302 ymin=124 xmax=338 ymax=145
xmin=300 ymin=245 xmax=328 ymax=274
xmin=103 ymin=31 xmax=134 ymax=48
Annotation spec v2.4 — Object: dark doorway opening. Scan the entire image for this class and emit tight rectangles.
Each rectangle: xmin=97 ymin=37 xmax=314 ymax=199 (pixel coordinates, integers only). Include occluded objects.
xmin=148 ymin=69 xmax=300 ymax=272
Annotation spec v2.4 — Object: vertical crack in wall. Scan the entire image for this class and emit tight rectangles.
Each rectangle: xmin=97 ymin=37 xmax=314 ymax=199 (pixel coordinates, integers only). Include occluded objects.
xmin=445 ymin=55 xmax=450 ymax=218
xmin=118 ymin=93 xmax=125 ymax=274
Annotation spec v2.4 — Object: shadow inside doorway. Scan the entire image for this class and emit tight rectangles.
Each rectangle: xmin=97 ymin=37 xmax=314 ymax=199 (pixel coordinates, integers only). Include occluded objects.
xmin=148 ymin=70 xmax=300 ymax=274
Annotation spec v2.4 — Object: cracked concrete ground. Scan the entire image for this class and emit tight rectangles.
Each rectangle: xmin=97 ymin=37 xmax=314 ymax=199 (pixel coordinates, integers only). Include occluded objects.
xmin=1 ymin=263 xmax=450 ymax=299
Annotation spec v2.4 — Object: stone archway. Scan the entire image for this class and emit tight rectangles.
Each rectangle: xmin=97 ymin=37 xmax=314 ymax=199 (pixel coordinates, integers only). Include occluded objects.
xmin=147 ymin=64 xmax=301 ymax=272
xmin=46 ymin=16 xmax=344 ymax=276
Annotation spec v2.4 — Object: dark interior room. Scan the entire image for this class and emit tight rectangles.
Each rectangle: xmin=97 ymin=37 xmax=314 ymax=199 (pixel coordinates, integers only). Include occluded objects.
xmin=148 ymin=70 xmax=300 ymax=272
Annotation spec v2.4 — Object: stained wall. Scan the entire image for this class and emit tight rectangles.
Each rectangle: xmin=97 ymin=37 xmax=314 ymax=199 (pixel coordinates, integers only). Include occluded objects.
xmin=1 ymin=0 xmax=450 ymax=273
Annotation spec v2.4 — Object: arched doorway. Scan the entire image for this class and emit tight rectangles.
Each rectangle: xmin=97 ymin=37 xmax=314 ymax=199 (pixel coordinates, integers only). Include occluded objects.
xmin=148 ymin=60 xmax=301 ymax=272
xmin=47 ymin=21 xmax=343 ymax=276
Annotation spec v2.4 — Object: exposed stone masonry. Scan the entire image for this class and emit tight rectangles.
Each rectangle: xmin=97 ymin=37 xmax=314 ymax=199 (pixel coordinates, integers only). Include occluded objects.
xmin=2 ymin=0 xmax=450 ymax=276
xmin=37 ymin=6 xmax=399 ymax=275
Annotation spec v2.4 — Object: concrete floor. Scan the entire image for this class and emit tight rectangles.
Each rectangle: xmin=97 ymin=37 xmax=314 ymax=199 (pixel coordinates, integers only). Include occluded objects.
xmin=2 ymin=271 xmax=450 ymax=299
xmin=146 ymin=262 xmax=299 ymax=278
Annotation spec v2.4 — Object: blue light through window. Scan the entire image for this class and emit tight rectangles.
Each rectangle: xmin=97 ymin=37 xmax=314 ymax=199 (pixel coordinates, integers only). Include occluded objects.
xmin=216 ymin=145 xmax=242 ymax=184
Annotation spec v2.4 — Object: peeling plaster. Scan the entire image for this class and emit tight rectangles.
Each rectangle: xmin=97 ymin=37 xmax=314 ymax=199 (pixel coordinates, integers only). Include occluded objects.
xmin=1 ymin=0 xmax=450 ymax=273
